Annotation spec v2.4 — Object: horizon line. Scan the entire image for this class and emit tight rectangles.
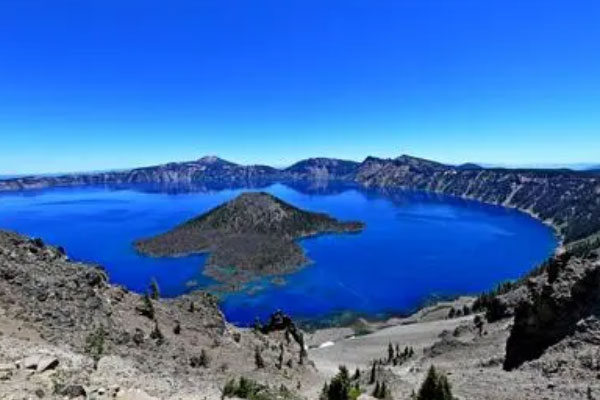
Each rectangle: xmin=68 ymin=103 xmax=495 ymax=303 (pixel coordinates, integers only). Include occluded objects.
xmin=2 ymin=154 xmax=599 ymax=178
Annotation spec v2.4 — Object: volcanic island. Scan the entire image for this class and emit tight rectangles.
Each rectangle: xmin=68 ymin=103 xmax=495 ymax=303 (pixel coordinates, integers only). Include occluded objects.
xmin=134 ymin=192 xmax=364 ymax=284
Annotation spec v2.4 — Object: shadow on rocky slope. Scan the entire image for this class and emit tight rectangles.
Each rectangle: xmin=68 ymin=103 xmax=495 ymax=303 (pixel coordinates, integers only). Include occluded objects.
xmin=503 ymin=250 xmax=600 ymax=370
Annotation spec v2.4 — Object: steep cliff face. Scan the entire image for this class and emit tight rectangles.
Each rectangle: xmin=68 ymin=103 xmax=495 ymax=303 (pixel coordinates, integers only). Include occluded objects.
xmin=356 ymin=156 xmax=600 ymax=243
xmin=503 ymin=251 xmax=600 ymax=370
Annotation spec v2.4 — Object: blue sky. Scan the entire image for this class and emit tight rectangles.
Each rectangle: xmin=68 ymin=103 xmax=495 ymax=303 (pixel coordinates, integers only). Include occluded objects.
xmin=1 ymin=0 xmax=599 ymax=174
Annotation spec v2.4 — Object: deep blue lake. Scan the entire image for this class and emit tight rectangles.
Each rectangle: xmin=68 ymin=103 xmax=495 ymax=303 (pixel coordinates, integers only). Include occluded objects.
xmin=0 ymin=182 xmax=557 ymax=325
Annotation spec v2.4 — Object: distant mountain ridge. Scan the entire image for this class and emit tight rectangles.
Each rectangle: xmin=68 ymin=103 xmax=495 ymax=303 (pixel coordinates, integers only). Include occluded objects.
xmin=0 ymin=155 xmax=361 ymax=190
xmin=2 ymin=154 xmax=599 ymax=244
xmin=1 ymin=154 xmax=596 ymax=189
xmin=586 ymin=165 xmax=600 ymax=174
xmin=283 ymin=157 xmax=360 ymax=180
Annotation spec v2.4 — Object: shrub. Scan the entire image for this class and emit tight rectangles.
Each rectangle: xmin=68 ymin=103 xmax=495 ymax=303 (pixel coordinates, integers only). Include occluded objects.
xmin=85 ymin=326 xmax=106 ymax=368
xmin=132 ymin=328 xmax=144 ymax=345
xmin=485 ymin=297 xmax=508 ymax=322
xmin=474 ymin=315 xmax=484 ymax=335
xmin=221 ymin=377 xmax=293 ymax=400
xmin=348 ymin=385 xmax=361 ymax=400
xmin=255 ymin=347 xmax=265 ymax=369
xmin=569 ymin=237 xmax=600 ymax=258
xmin=223 ymin=379 xmax=237 ymax=398
xmin=190 ymin=349 xmax=210 ymax=368
xmin=137 ymin=293 xmax=155 ymax=320
xmin=150 ymin=322 xmax=164 ymax=345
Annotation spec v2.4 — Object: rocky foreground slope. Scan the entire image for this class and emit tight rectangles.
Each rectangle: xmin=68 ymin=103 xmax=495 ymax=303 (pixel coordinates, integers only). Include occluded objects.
xmin=135 ymin=192 xmax=363 ymax=284
xmin=1 ymin=229 xmax=600 ymax=399
xmin=0 ymin=231 xmax=320 ymax=399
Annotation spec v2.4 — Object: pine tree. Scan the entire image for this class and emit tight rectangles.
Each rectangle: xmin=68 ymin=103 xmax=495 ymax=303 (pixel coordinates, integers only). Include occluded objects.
xmin=387 ymin=342 xmax=394 ymax=362
xmin=320 ymin=383 xmax=330 ymax=400
xmin=372 ymin=382 xmax=380 ymax=398
xmin=338 ymin=365 xmax=349 ymax=381
xmin=417 ymin=365 xmax=453 ymax=400
xmin=277 ymin=343 xmax=284 ymax=369
xmin=369 ymin=361 xmax=377 ymax=384
xmin=379 ymin=382 xmax=388 ymax=399
xmin=327 ymin=366 xmax=351 ymax=400
xmin=149 ymin=278 xmax=160 ymax=299
xmin=439 ymin=374 xmax=452 ymax=400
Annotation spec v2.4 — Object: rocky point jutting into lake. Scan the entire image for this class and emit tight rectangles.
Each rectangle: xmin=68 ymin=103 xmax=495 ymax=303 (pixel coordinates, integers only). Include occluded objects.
xmin=134 ymin=192 xmax=364 ymax=284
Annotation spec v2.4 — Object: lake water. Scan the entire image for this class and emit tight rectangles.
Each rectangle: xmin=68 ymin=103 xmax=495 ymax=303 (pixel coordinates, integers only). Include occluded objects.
xmin=0 ymin=182 xmax=557 ymax=325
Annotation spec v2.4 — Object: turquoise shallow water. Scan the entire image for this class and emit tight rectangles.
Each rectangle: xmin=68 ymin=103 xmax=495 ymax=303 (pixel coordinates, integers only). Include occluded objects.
xmin=0 ymin=182 xmax=557 ymax=325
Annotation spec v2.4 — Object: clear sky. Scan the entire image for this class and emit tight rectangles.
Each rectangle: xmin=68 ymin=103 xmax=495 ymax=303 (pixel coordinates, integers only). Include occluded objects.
xmin=1 ymin=0 xmax=599 ymax=174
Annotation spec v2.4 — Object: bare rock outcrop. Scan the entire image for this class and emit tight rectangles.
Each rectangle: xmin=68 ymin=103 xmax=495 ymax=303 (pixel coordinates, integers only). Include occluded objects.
xmin=504 ymin=250 xmax=600 ymax=370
